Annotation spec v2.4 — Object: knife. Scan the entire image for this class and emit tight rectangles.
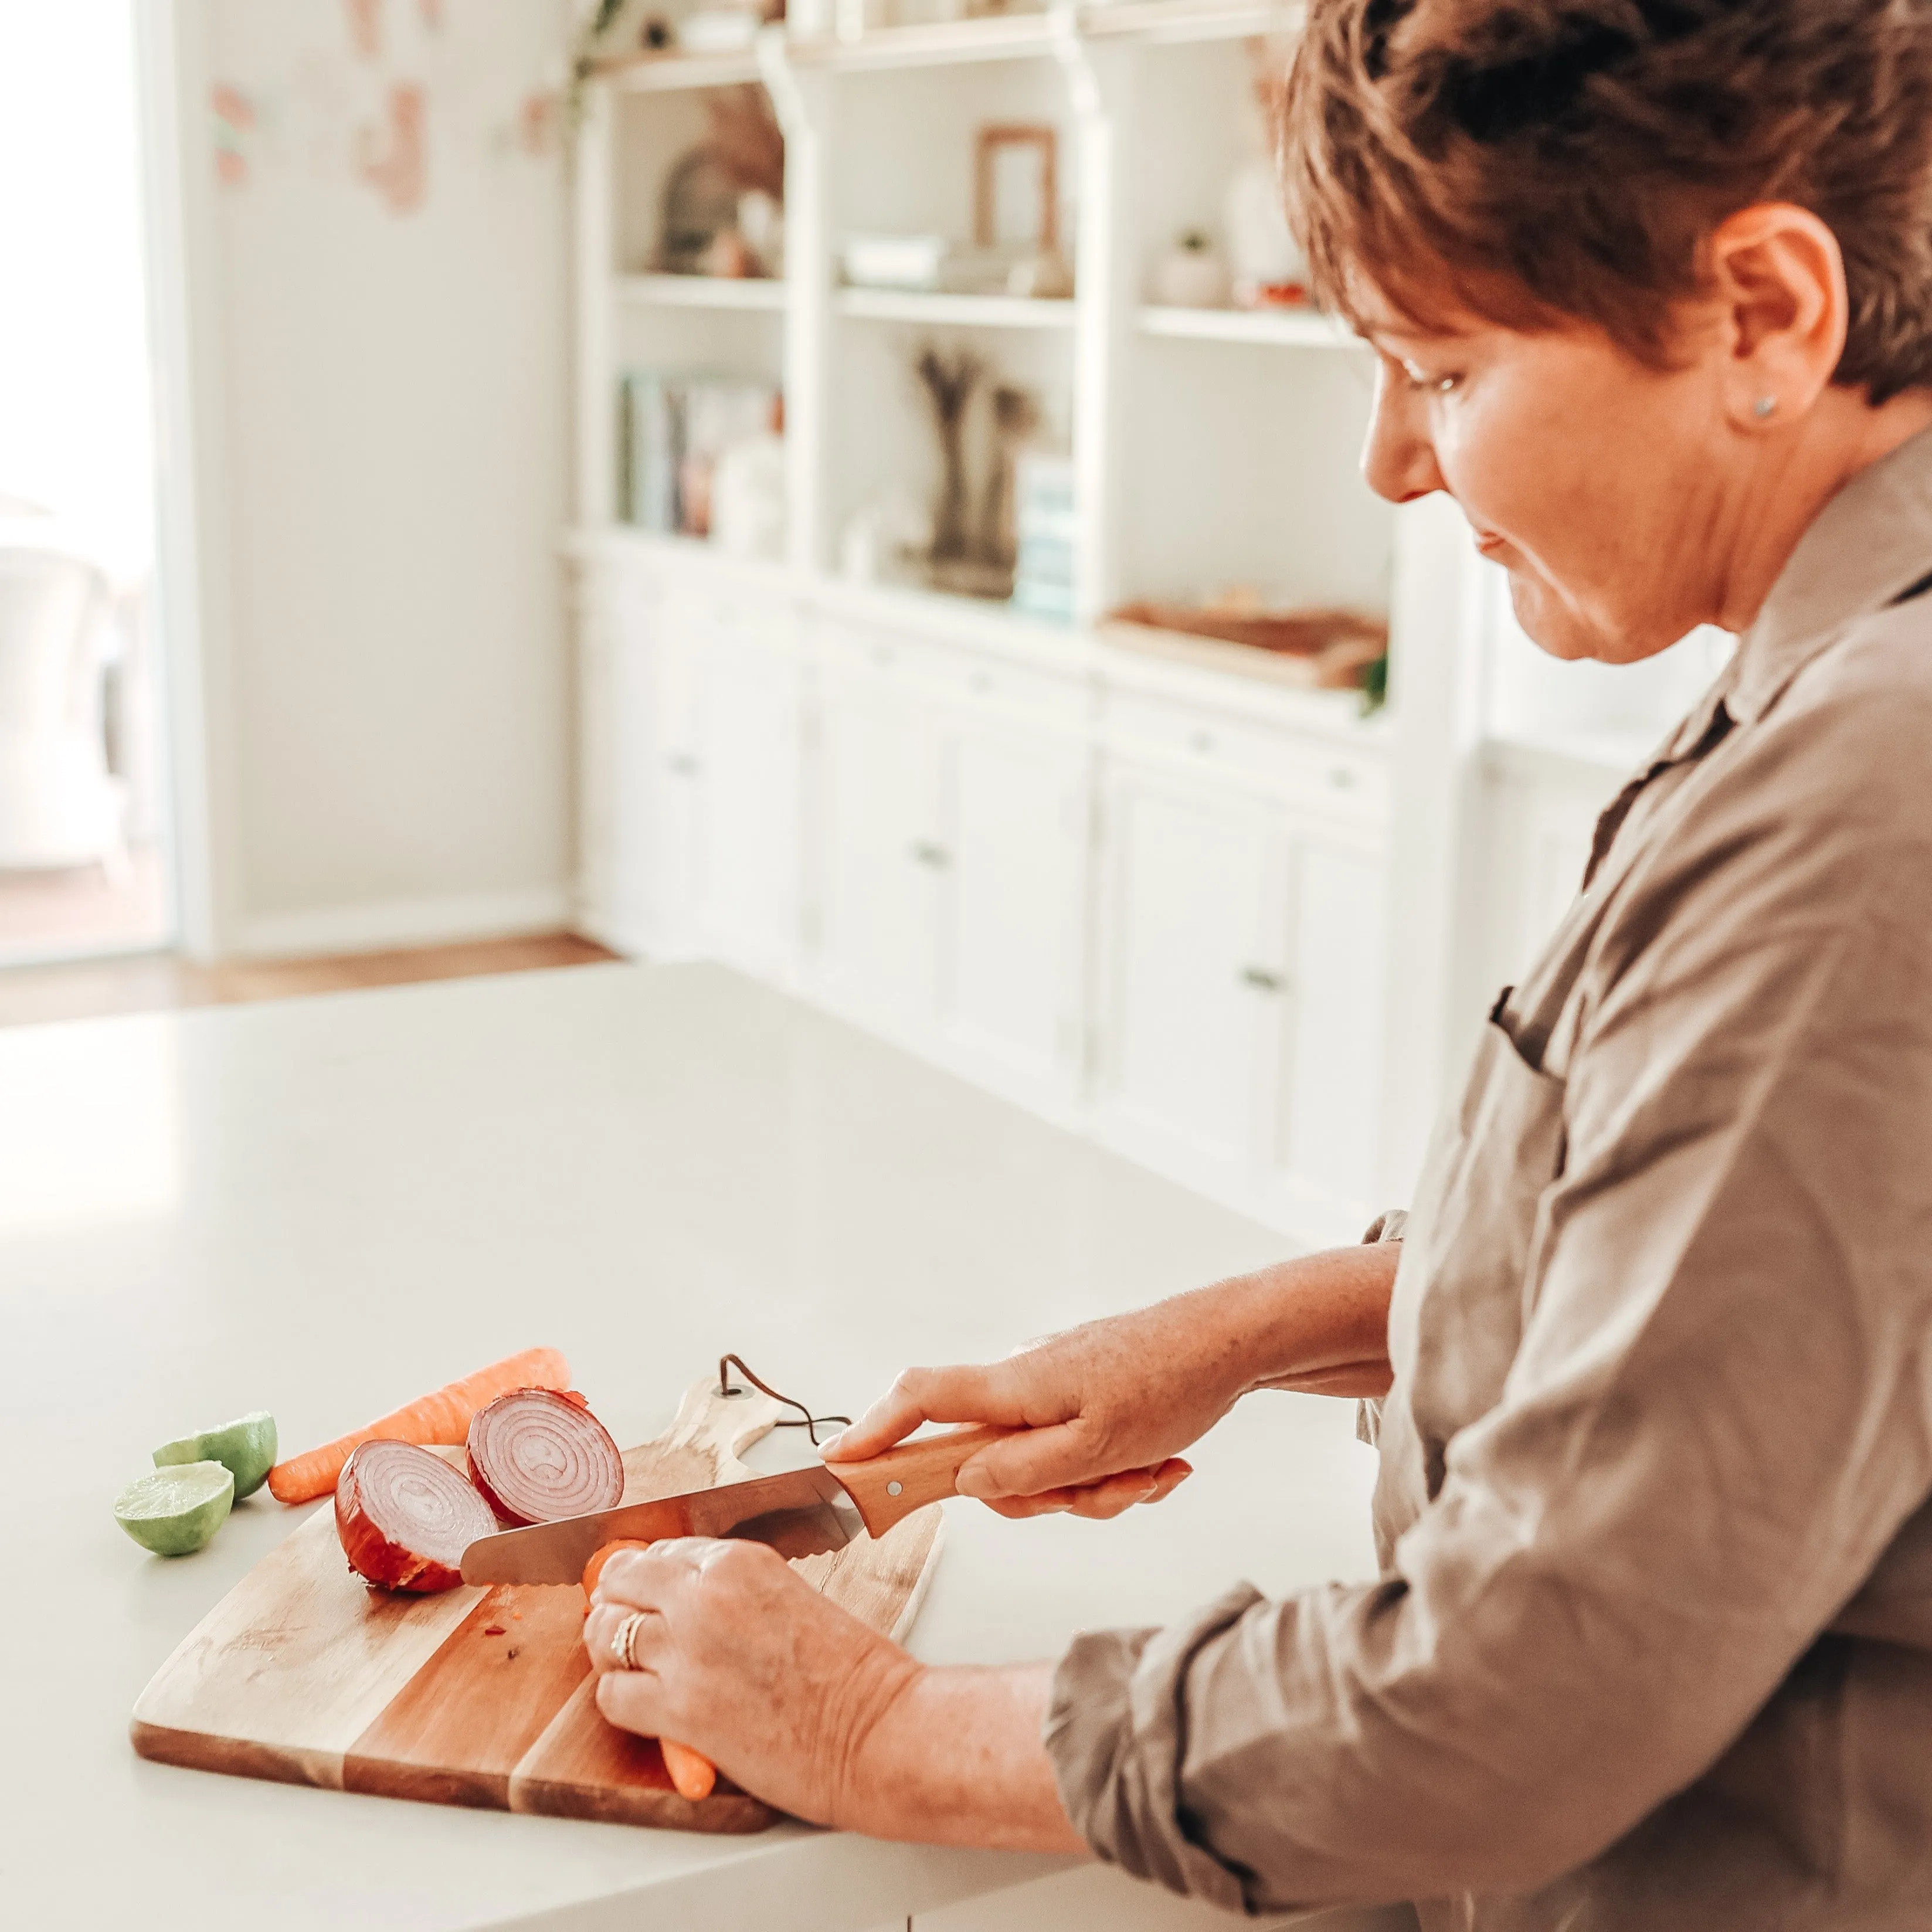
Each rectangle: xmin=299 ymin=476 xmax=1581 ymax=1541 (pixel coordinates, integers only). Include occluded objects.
xmin=460 ymin=1424 xmax=1010 ymax=1586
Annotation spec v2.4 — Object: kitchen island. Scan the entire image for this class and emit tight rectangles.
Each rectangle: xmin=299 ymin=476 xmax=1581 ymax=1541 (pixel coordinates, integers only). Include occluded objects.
xmin=0 ymin=962 xmax=1408 ymax=1931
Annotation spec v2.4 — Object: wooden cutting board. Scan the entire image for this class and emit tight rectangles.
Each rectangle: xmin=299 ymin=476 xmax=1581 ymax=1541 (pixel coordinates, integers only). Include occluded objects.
xmin=131 ymin=1380 xmax=944 ymax=1833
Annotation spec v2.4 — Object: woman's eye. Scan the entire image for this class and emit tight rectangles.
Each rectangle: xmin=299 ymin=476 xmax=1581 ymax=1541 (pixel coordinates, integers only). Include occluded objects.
xmin=1401 ymin=361 xmax=1462 ymax=395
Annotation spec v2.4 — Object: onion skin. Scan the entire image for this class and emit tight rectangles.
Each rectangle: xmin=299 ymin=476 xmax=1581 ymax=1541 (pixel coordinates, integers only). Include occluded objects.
xmin=466 ymin=1386 xmax=624 ymax=1527
xmin=336 ymin=1440 xmax=497 ymax=1593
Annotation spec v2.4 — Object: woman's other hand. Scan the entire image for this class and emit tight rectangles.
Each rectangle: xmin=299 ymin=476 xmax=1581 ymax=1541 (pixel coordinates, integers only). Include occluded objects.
xmin=823 ymin=1248 xmax=1400 ymax=1518
xmin=586 ymin=1539 xmax=916 ymax=1826
xmin=586 ymin=1541 xmax=1085 ymax=1851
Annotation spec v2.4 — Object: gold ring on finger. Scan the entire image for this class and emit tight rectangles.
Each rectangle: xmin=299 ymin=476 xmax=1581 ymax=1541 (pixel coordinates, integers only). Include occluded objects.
xmin=612 ymin=1609 xmax=651 ymax=1672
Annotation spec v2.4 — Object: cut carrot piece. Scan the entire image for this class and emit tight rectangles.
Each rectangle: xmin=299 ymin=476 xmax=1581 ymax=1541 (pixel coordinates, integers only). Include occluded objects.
xmin=582 ymin=1537 xmax=654 ymax=1598
xmin=578 ymin=1537 xmax=717 ymax=1801
xmin=266 ymin=1349 xmax=571 ymax=1504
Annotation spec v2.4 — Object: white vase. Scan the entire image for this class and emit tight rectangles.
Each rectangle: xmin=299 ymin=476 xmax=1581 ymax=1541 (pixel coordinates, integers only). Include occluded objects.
xmin=1150 ymin=244 xmax=1229 ymax=309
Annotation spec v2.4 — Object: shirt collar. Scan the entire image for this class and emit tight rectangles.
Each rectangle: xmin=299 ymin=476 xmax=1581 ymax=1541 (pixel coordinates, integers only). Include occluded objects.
xmin=1727 ymin=422 xmax=1932 ymax=724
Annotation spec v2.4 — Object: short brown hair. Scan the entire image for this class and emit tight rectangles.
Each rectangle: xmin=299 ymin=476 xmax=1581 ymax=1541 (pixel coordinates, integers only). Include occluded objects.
xmin=1279 ymin=0 xmax=1932 ymax=403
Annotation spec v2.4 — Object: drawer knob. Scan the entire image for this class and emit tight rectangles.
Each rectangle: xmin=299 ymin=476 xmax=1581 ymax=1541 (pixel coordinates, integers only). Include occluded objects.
xmin=911 ymin=841 xmax=950 ymax=869
xmin=1190 ymin=731 xmax=1215 ymax=755
xmin=668 ymin=753 xmax=700 ymax=777
xmin=1240 ymin=965 xmax=1286 ymax=994
xmin=1327 ymin=766 xmax=1357 ymax=790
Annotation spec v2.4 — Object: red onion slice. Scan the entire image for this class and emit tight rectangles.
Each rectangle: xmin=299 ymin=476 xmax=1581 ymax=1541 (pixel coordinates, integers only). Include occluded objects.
xmin=336 ymin=1439 xmax=497 ymax=1593
xmin=466 ymin=1386 xmax=624 ymax=1526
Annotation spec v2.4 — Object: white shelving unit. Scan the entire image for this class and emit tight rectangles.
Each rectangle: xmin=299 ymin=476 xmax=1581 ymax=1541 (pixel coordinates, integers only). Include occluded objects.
xmin=1138 ymin=303 xmax=1360 ymax=348
xmin=617 ymin=272 xmax=789 ymax=310
xmin=566 ymin=2 xmax=1699 ymax=1244
xmin=834 ymin=287 xmax=1078 ymax=329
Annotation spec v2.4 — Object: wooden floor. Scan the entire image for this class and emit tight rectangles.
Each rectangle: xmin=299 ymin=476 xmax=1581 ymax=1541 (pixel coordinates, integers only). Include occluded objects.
xmin=0 ymin=844 xmax=169 ymax=963
xmin=0 ymin=933 xmax=619 ymax=1030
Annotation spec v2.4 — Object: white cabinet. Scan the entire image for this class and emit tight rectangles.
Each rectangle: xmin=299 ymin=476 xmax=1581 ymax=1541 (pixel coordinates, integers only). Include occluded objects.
xmin=1091 ymin=722 xmax=1391 ymax=1245
xmin=814 ymin=629 xmax=1091 ymax=1115
xmin=940 ymin=712 xmax=1089 ymax=1113
xmin=1274 ymin=835 xmax=1387 ymax=1241
xmin=574 ymin=562 xmax=659 ymax=957
xmin=686 ymin=610 xmax=806 ymax=981
xmin=573 ymin=538 xmax=1395 ymax=1247
xmin=816 ymin=661 xmax=949 ymax=1033
xmin=598 ymin=574 xmax=807 ymax=977
xmin=1092 ymin=758 xmax=1285 ymax=1191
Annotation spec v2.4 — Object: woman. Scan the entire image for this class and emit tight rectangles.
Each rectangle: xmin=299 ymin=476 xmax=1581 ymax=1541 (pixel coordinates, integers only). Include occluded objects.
xmin=586 ymin=2 xmax=1932 ymax=1922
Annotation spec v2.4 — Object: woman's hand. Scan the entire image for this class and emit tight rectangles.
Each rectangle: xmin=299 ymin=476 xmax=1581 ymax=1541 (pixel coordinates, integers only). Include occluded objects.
xmin=586 ymin=1541 xmax=1086 ymax=1851
xmin=585 ymin=1539 xmax=918 ymax=1827
xmin=824 ymin=1249 xmax=1399 ymax=1518
xmin=824 ymin=1300 xmax=1245 ymax=1520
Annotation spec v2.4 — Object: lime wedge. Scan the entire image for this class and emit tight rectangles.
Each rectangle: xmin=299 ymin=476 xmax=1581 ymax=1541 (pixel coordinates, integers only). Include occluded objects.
xmin=115 ymin=1461 xmax=235 ymax=1556
xmin=154 ymin=1410 xmax=277 ymax=1499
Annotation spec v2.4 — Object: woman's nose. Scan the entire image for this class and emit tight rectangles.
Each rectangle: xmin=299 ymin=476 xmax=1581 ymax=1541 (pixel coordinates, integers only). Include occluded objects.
xmin=1361 ymin=368 xmax=1446 ymax=505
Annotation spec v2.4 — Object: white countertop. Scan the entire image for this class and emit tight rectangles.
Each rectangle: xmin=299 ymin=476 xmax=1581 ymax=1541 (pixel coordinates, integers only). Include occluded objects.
xmin=0 ymin=963 xmax=1381 ymax=1931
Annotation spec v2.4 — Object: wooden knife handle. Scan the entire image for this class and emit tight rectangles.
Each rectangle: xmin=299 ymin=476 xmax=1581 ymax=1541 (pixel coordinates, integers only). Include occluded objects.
xmin=829 ymin=1425 xmax=1012 ymax=1539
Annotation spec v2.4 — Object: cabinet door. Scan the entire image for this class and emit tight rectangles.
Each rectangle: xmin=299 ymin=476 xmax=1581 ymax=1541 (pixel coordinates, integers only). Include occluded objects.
xmin=940 ymin=715 xmax=1089 ymax=1111
xmin=1092 ymin=758 xmax=1285 ymax=1196
xmin=1276 ymin=833 xmax=1388 ymax=1241
xmin=643 ymin=617 xmax=704 ymax=956
xmin=690 ymin=627 xmax=803 ymax=980
xmin=575 ymin=563 xmax=661 ymax=957
xmin=814 ymin=668 xmax=946 ymax=1035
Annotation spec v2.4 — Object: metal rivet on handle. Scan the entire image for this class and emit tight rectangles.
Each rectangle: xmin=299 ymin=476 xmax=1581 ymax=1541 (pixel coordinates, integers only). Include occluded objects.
xmin=887 ymin=1481 xmax=902 ymax=1496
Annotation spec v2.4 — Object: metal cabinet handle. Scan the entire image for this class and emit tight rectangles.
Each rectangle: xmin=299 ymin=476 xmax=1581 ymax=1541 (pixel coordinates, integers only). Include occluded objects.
xmin=1240 ymin=965 xmax=1286 ymax=993
xmin=911 ymin=841 xmax=950 ymax=868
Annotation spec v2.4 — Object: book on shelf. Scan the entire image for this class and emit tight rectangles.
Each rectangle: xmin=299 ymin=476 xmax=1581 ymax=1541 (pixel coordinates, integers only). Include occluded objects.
xmin=619 ymin=371 xmax=780 ymax=539
xmin=1010 ymin=451 xmax=1077 ymax=624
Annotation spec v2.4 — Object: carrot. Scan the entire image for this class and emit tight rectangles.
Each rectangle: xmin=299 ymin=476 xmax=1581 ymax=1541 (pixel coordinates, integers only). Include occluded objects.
xmin=582 ymin=1537 xmax=654 ymax=1600
xmin=579 ymin=1537 xmax=716 ymax=1801
xmin=267 ymin=1347 xmax=571 ymax=1505
xmin=661 ymin=1740 xmax=717 ymax=1801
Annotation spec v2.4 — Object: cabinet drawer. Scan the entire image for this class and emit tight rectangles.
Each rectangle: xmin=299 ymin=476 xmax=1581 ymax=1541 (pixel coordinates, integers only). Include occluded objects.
xmin=819 ymin=620 xmax=1088 ymax=729
xmin=1102 ymin=690 xmax=1388 ymax=818
xmin=663 ymin=580 xmax=800 ymax=654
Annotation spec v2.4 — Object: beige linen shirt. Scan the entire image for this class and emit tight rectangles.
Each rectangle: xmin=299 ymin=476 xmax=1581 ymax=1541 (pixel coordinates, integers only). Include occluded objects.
xmin=1046 ymin=425 xmax=1932 ymax=1929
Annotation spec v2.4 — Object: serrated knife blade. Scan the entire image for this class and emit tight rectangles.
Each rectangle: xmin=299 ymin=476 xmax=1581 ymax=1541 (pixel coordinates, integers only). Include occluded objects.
xmin=460 ymin=1462 xmax=867 ymax=1586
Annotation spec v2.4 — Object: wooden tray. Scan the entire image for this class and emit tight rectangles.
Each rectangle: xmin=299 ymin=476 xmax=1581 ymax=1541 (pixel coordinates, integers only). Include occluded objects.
xmin=131 ymin=1380 xmax=943 ymax=1833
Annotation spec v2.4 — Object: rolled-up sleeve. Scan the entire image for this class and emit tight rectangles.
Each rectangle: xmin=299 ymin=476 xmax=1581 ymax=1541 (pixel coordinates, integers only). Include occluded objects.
xmin=1043 ymin=693 xmax=1932 ymax=1914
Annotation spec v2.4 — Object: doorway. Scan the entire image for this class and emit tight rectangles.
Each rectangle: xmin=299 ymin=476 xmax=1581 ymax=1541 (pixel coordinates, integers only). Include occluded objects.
xmin=0 ymin=1 xmax=173 ymax=967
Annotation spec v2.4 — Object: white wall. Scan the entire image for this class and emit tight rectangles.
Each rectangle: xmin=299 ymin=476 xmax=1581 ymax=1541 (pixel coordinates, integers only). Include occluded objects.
xmin=165 ymin=0 xmax=575 ymax=957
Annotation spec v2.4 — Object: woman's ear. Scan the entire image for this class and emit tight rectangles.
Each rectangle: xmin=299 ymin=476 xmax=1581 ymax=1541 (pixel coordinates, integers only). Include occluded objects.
xmin=1707 ymin=203 xmax=1850 ymax=430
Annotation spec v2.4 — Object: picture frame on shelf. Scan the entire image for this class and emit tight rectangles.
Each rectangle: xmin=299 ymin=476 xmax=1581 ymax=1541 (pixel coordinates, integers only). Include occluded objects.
xmin=975 ymin=124 xmax=1057 ymax=253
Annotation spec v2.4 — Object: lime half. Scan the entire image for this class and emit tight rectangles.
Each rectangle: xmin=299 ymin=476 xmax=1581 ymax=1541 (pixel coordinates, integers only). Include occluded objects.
xmin=154 ymin=1410 xmax=277 ymax=1499
xmin=116 ymin=1461 xmax=235 ymax=1556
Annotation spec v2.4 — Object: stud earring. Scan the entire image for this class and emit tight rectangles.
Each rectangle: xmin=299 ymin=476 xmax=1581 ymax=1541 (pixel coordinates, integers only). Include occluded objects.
xmin=1753 ymin=395 xmax=1780 ymax=420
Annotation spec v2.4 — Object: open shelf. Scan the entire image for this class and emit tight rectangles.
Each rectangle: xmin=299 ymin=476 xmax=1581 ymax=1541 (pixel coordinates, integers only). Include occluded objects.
xmin=597 ymin=48 xmax=765 ymax=92
xmin=1082 ymin=0 xmax=1307 ymax=45
xmin=618 ymin=274 xmax=788 ymax=312
xmin=836 ymin=287 xmax=1077 ymax=330
xmin=1139 ymin=305 xmax=1360 ymax=349
xmin=790 ymin=15 xmax=1060 ymax=72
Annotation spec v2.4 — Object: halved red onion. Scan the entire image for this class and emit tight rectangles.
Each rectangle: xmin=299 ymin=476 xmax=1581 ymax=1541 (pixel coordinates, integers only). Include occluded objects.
xmin=336 ymin=1439 xmax=497 ymax=1593
xmin=466 ymin=1386 xmax=623 ymax=1527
